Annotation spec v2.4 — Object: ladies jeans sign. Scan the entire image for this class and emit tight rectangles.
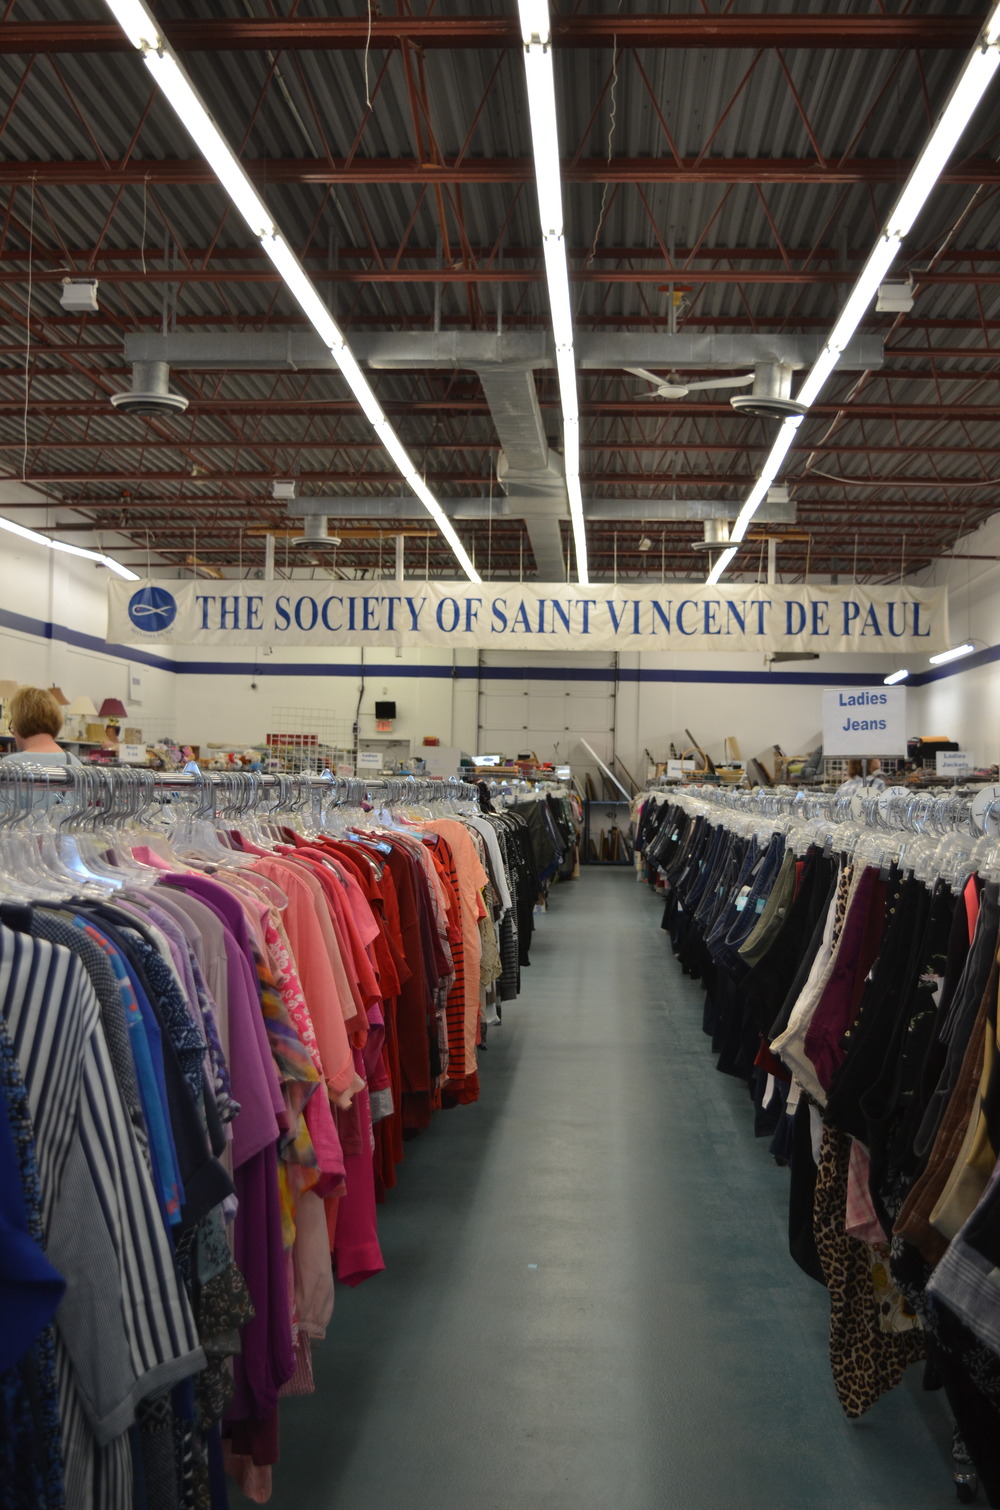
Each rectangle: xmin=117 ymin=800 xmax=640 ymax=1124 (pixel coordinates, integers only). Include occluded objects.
xmin=821 ymin=686 xmax=907 ymax=756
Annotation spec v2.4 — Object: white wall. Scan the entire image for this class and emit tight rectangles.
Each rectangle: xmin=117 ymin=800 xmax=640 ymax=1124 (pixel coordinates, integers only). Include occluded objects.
xmin=0 ymin=488 xmax=177 ymax=732
xmin=909 ymin=513 xmax=1000 ymax=765
xmin=1 ymin=470 xmax=992 ymax=772
xmin=0 ymin=527 xmax=922 ymax=774
xmin=614 ymin=647 xmax=908 ymax=775
xmin=172 ymin=645 xmax=479 ymax=756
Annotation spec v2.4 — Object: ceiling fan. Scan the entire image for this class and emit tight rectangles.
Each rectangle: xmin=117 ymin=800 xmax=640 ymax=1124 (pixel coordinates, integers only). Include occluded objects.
xmin=624 ymin=367 xmax=755 ymax=399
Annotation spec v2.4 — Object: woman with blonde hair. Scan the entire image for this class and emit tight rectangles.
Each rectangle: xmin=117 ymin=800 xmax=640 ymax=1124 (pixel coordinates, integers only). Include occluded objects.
xmin=3 ymin=685 xmax=82 ymax=766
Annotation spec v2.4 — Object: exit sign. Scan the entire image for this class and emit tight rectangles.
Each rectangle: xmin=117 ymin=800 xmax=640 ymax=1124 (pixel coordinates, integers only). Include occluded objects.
xmin=375 ymin=718 xmax=393 ymax=732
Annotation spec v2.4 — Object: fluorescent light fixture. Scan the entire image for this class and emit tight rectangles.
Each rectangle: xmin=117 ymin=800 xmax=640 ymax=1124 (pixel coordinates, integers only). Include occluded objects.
xmin=100 ymin=556 xmax=141 ymax=581
xmin=705 ymin=546 xmax=739 ymax=586
xmin=929 ymin=642 xmax=975 ymax=665
xmin=889 ymin=47 xmax=1000 ymax=239
xmin=0 ymin=515 xmax=139 ymax=579
xmin=564 ymin=475 xmax=588 ymax=584
xmin=761 ymin=415 xmax=802 ymax=477
xmin=709 ymin=12 xmax=1000 ymax=586
xmin=542 ymin=238 xmax=574 ymax=345
xmin=562 ymin=418 xmax=580 ymax=477
xmin=826 ymin=235 xmax=901 ymax=353
xmin=104 ymin=0 xmax=160 ymax=49
xmin=883 ymin=669 xmax=910 ymax=685
xmin=729 ymin=417 xmax=802 ymax=542
xmin=522 ymin=55 xmax=564 ymax=236
xmin=795 ymin=345 xmax=841 ymax=411
xmin=143 ymin=52 xmax=275 ymax=240
xmin=261 ymin=235 xmax=344 ymax=350
xmin=406 ymin=479 xmax=480 ymax=581
xmin=373 ymin=421 xmax=416 ymax=479
xmin=104 ymin=0 xmax=476 ymax=581
xmin=518 ymin=0 xmax=552 ymax=45
xmin=519 ymin=0 xmax=588 ymax=583
xmin=555 ymin=350 xmax=579 ymax=420
xmin=332 ymin=346 xmax=386 ymax=427
xmin=0 ymin=515 xmax=48 ymax=545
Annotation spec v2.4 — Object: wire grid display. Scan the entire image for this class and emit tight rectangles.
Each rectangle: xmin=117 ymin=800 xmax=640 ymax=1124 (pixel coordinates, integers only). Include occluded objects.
xmin=822 ymin=756 xmax=903 ymax=783
xmin=267 ymin=707 xmax=355 ymax=774
xmin=129 ymin=715 xmax=183 ymax=748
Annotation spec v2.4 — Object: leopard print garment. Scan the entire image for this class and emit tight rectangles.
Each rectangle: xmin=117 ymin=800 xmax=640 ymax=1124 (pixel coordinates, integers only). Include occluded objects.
xmin=829 ymin=861 xmax=856 ymax=951
xmin=814 ymin=1122 xmax=925 ymax=1417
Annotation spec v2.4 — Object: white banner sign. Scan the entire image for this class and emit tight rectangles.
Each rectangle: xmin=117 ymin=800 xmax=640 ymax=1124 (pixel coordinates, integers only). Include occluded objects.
xmin=108 ymin=579 xmax=949 ymax=655
xmin=822 ymin=686 xmax=908 ymax=756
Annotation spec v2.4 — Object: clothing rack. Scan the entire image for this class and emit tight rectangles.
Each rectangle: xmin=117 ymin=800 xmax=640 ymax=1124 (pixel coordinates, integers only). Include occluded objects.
xmin=635 ymin=781 xmax=1000 ymax=896
xmin=635 ymin=782 xmax=1000 ymax=1503
xmin=0 ymin=764 xmax=482 ymax=814
xmin=0 ymin=753 xmax=546 ymax=1508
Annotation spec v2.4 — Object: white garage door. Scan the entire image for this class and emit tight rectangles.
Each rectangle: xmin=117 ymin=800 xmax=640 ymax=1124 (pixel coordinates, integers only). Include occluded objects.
xmin=476 ymin=650 xmax=618 ymax=774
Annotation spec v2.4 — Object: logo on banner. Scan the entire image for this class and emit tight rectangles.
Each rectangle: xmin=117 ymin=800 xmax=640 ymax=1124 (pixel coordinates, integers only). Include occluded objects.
xmin=127 ymin=585 xmax=177 ymax=632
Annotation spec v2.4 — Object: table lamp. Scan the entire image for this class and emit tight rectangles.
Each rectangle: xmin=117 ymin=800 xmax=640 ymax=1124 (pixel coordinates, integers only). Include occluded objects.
xmin=66 ymin=693 xmax=99 ymax=740
xmin=99 ymin=697 xmax=127 ymax=732
xmin=0 ymin=679 xmax=18 ymax=735
xmin=98 ymin=694 xmax=127 ymax=742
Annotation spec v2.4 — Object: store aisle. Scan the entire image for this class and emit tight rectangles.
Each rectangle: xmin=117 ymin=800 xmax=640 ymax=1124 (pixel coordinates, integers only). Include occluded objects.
xmin=264 ymin=869 xmax=955 ymax=1510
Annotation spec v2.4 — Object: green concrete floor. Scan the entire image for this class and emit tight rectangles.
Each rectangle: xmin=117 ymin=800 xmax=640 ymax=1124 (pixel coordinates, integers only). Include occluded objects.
xmin=259 ymin=867 xmax=957 ymax=1510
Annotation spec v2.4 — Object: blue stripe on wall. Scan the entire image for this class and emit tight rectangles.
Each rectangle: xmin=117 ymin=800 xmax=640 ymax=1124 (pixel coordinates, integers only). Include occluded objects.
xmin=0 ymin=604 xmax=178 ymax=673
xmin=0 ymin=601 xmax=991 ymax=688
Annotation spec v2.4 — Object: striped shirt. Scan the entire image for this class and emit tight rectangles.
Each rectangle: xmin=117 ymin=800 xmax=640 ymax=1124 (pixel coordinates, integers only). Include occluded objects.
xmin=0 ymin=923 xmax=205 ymax=1510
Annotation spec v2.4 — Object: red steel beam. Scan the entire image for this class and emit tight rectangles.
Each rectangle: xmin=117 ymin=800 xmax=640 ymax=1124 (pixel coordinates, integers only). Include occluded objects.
xmin=9 ymin=467 xmax=998 ymax=487
xmin=6 ymin=438 xmax=1000 ymax=458
xmin=3 ymin=157 xmax=998 ymax=188
xmin=0 ymin=17 xmax=980 ymax=54
xmin=4 ymin=370 xmax=994 ymax=393
xmin=10 ymin=312 xmax=1000 ymax=339
xmin=9 ymin=244 xmax=1000 ymax=266
xmin=3 ymin=399 xmax=1000 ymax=420
xmin=9 ymin=264 xmax=1000 ymax=288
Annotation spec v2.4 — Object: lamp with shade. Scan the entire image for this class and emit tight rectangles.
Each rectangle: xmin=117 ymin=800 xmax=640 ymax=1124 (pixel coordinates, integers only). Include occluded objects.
xmin=98 ymin=698 xmax=128 ymax=726
xmin=99 ymin=698 xmax=128 ymax=747
xmin=65 ymin=694 xmax=99 ymax=740
xmin=0 ymin=679 xmax=19 ymax=737
xmin=48 ymin=686 xmax=69 ymax=706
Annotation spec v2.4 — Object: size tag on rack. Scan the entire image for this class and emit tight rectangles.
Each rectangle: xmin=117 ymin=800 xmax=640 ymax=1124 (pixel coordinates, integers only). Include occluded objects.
xmin=972 ymin=785 xmax=1000 ymax=837
xmin=877 ymin=786 xmax=909 ymax=822
xmin=734 ymin=885 xmax=751 ymax=912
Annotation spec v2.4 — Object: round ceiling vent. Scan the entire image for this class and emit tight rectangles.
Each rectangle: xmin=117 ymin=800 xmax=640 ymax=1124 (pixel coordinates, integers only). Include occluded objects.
xmin=689 ymin=519 xmax=733 ymax=552
xmin=290 ymin=516 xmax=342 ymax=548
xmin=110 ymin=389 xmax=189 ymax=417
xmin=110 ymin=360 xmax=189 ymax=417
xmin=729 ymin=394 xmax=808 ymax=420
